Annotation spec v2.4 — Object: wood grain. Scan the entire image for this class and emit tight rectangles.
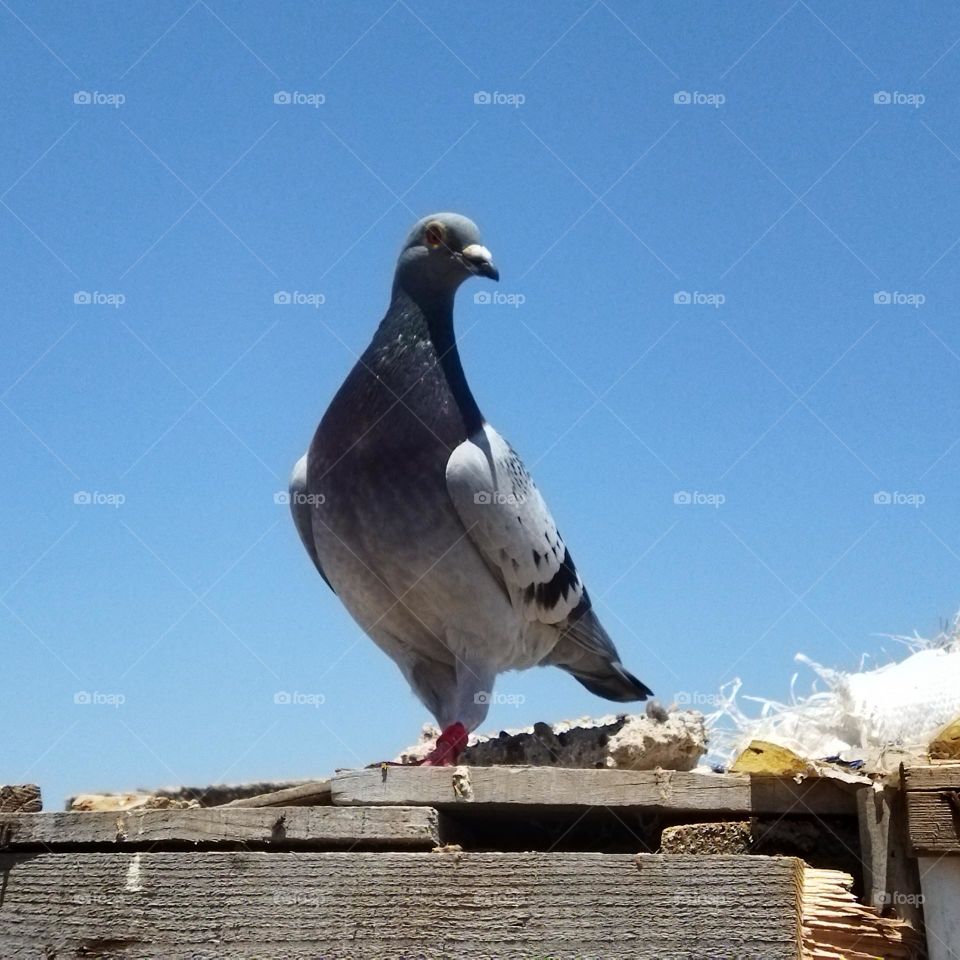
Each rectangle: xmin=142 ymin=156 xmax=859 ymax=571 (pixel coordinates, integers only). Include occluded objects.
xmin=856 ymin=785 xmax=924 ymax=929
xmin=906 ymin=789 xmax=960 ymax=854
xmin=221 ymin=780 xmax=331 ymax=808
xmin=0 ymin=851 xmax=803 ymax=959
xmin=331 ymin=765 xmax=858 ymax=815
xmin=0 ymin=806 xmax=438 ymax=850
xmin=902 ymin=763 xmax=960 ymax=791
xmin=917 ymin=856 xmax=960 ymax=960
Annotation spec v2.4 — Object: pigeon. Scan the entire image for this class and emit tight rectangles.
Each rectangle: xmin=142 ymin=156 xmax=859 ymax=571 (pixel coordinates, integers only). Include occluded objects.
xmin=291 ymin=213 xmax=651 ymax=765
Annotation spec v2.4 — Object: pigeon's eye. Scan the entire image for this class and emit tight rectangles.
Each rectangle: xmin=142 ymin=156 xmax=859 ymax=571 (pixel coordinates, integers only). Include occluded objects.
xmin=424 ymin=221 xmax=446 ymax=248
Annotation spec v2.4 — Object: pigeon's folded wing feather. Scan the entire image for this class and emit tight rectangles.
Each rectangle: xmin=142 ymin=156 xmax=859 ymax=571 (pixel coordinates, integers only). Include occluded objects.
xmin=445 ymin=426 xmax=585 ymax=627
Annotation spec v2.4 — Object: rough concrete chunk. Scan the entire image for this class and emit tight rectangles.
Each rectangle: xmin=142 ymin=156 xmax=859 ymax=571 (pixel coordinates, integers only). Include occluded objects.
xmin=398 ymin=709 xmax=707 ymax=771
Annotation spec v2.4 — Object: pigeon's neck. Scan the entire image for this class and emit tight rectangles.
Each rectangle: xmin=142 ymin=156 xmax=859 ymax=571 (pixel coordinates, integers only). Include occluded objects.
xmin=386 ymin=285 xmax=483 ymax=436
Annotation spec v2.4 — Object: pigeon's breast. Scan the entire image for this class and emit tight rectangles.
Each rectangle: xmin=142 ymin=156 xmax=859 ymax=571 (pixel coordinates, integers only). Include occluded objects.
xmin=306 ymin=344 xmax=469 ymax=576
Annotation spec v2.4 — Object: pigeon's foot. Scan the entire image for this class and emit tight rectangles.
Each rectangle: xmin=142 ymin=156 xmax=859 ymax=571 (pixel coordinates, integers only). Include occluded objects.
xmin=418 ymin=722 xmax=468 ymax=766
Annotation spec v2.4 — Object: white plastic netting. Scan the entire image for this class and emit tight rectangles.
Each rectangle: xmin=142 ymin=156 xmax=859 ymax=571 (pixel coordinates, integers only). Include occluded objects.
xmin=704 ymin=613 xmax=960 ymax=773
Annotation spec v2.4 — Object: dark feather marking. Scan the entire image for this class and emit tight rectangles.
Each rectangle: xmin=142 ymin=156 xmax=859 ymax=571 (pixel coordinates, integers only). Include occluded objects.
xmin=533 ymin=547 xmax=580 ymax=611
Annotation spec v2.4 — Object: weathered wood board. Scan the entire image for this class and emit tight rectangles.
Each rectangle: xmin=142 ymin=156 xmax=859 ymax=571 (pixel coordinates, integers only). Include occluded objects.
xmin=0 ymin=806 xmax=438 ymax=849
xmin=906 ymin=789 xmax=960 ymax=854
xmin=902 ymin=763 xmax=960 ymax=791
xmin=331 ymin=765 xmax=858 ymax=815
xmin=221 ymin=780 xmax=331 ymax=808
xmin=918 ymin=856 xmax=960 ymax=960
xmin=904 ymin=763 xmax=960 ymax=855
xmin=0 ymin=852 xmax=803 ymax=959
xmin=857 ymin=784 xmax=924 ymax=928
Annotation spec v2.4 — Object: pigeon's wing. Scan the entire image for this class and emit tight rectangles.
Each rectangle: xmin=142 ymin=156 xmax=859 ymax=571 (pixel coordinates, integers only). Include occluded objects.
xmin=289 ymin=453 xmax=333 ymax=591
xmin=445 ymin=425 xmax=587 ymax=628
xmin=447 ymin=426 xmax=651 ymax=702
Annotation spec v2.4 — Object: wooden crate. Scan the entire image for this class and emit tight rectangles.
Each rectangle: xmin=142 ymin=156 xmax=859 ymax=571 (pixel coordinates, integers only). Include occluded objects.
xmin=0 ymin=767 xmax=923 ymax=959
xmin=905 ymin=763 xmax=960 ymax=960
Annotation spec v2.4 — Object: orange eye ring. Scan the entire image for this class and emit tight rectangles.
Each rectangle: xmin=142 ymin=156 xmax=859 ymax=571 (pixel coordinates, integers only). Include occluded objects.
xmin=424 ymin=221 xmax=446 ymax=248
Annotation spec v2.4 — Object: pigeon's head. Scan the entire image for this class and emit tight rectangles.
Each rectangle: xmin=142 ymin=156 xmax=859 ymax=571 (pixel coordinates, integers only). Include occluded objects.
xmin=394 ymin=213 xmax=499 ymax=297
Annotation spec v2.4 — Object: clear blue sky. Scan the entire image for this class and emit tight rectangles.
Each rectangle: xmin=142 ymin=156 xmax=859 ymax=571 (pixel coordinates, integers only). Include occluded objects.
xmin=3 ymin=2 xmax=959 ymax=807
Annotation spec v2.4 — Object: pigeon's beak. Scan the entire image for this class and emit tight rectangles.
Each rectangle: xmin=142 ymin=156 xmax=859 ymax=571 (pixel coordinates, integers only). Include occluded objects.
xmin=461 ymin=243 xmax=499 ymax=282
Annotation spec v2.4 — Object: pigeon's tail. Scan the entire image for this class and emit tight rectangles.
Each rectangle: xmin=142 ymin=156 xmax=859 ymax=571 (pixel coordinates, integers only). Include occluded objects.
xmin=544 ymin=603 xmax=653 ymax=702
xmin=563 ymin=661 xmax=653 ymax=702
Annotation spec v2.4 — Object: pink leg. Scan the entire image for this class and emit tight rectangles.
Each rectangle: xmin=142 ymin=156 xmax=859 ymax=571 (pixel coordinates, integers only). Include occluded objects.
xmin=418 ymin=722 xmax=469 ymax=766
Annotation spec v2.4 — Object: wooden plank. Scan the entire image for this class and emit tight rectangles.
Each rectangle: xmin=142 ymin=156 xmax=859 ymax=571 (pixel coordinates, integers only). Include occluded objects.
xmin=902 ymin=763 xmax=960 ymax=791
xmin=857 ymin=784 xmax=924 ymax=929
xmin=918 ymin=856 xmax=960 ymax=960
xmin=906 ymin=788 xmax=960 ymax=855
xmin=802 ymin=867 xmax=920 ymax=959
xmin=0 ymin=806 xmax=438 ymax=850
xmin=0 ymin=784 xmax=41 ymax=813
xmin=0 ymin=852 xmax=803 ymax=959
xmin=331 ymin=765 xmax=858 ymax=815
xmin=222 ymin=780 xmax=331 ymax=808
xmin=68 ymin=782 xmax=316 ymax=810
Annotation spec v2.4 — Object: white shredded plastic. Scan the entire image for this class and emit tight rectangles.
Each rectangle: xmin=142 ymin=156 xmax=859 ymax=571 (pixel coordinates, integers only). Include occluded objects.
xmin=705 ymin=613 xmax=960 ymax=773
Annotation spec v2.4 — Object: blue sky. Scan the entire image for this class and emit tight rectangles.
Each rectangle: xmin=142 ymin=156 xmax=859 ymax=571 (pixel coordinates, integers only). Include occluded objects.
xmin=3 ymin=2 xmax=959 ymax=807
